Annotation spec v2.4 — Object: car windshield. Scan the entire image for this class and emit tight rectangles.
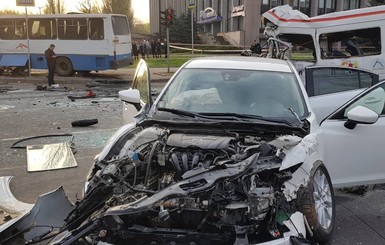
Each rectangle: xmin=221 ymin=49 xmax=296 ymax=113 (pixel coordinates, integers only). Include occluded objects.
xmin=156 ymin=68 xmax=308 ymax=120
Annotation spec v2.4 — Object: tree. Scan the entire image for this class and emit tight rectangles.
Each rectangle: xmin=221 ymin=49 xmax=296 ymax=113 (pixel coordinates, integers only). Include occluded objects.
xmin=0 ymin=10 xmax=22 ymax=15
xmin=77 ymin=0 xmax=101 ymax=13
xmin=368 ymin=0 xmax=385 ymax=6
xmin=101 ymin=0 xmax=134 ymax=27
xmin=162 ymin=12 xmax=201 ymax=44
xmin=44 ymin=0 xmax=66 ymax=14
xmin=132 ymin=20 xmax=150 ymax=34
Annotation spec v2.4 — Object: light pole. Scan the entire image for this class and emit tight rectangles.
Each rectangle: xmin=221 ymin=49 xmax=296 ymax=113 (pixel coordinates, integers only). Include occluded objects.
xmin=189 ymin=0 xmax=196 ymax=55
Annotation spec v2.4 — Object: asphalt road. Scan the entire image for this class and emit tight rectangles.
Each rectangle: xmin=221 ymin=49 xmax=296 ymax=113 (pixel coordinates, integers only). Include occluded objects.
xmin=1 ymin=72 xmax=385 ymax=245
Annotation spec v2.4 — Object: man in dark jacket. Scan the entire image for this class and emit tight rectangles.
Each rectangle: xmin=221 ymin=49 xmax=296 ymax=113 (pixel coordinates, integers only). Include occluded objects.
xmin=45 ymin=44 xmax=57 ymax=86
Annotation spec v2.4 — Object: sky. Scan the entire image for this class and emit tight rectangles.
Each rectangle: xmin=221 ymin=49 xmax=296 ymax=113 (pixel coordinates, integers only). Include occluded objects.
xmin=0 ymin=0 xmax=149 ymax=22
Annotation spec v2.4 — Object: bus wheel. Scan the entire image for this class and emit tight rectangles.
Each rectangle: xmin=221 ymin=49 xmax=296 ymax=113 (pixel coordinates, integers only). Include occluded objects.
xmin=56 ymin=57 xmax=74 ymax=76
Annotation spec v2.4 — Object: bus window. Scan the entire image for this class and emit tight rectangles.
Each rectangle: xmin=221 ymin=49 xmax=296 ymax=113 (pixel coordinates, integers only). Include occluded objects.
xmin=319 ymin=27 xmax=381 ymax=59
xmin=277 ymin=34 xmax=316 ymax=61
xmin=112 ymin=16 xmax=129 ymax=35
xmin=15 ymin=20 xmax=26 ymax=39
xmin=29 ymin=19 xmax=57 ymax=39
xmin=89 ymin=18 xmax=104 ymax=40
xmin=58 ymin=18 xmax=87 ymax=40
xmin=0 ymin=20 xmax=25 ymax=40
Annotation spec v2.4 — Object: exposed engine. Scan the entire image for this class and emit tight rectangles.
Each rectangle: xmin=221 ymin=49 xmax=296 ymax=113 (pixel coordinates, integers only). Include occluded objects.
xmin=58 ymin=127 xmax=303 ymax=245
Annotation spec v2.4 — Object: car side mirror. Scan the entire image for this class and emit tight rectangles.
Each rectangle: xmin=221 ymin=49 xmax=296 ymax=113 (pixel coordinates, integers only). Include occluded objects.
xmin=344 ymin=105 xmax=379 ymax=130
xmin=119 ymin=88 xmax=142 ymax=111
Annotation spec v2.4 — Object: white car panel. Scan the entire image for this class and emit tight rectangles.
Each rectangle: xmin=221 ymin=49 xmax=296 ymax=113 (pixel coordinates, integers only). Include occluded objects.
xmin=309 ymin=89 xmax=364 ymax=123
xmin=320 ymin=81 xmax=385 ymax=187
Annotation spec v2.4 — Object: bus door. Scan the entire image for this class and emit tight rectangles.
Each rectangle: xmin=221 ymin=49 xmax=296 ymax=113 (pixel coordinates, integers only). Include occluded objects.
xmin=111 ymin=16 xmax=132 ymax=68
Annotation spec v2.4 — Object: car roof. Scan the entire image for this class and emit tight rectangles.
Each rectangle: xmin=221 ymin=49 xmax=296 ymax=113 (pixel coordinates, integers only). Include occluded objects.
xmin=183 ymin=56 xmax=293 ymax=73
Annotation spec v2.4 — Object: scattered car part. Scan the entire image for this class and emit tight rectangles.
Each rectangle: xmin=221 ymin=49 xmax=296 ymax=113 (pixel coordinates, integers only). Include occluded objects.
xmin=10 ymin=134 xmax=73 ymax=149
xmin=0 ymin=177 xmax=74 ymax=244
xmin=26 ymin=142 xmax=78 ymax=172
xmin=71 ymin=119 xmax=98 ymax=127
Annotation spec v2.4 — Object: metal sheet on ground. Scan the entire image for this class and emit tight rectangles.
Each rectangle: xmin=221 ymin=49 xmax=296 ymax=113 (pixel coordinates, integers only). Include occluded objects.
xmin=27 ymin=142 xmax=77 ymax=172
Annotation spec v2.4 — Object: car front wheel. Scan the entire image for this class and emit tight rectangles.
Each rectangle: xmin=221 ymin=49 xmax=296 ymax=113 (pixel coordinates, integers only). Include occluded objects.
xmin=299 ymin=162 xmax=335 ymax=243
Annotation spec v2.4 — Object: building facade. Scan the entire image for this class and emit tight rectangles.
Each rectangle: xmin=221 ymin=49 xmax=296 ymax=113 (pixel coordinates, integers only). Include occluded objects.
xmin=149 ymin=0 xmax=369 ymax=47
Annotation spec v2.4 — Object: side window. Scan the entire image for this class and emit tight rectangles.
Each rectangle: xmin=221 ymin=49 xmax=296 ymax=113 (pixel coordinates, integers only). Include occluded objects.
xmin=344 ymin=86 xmax=385 ymax=116
xmin=112 ymin=16 xmax=129 ymax=35
xmin=132 ymin=60 xmax=150 ymax=103
xmin=0 ymin=19 xmax=26 ymax=40
xmin=29 ymin=19 xmax=56 ymax=39
xmin=89 ymin=18 xmax=104 ymax=40
xmin=278 ymin=34 xmax=316 ymax=61
xmin=319 ymin=27 xmax=381 ymax=59
xmin=331 ymin=83 xmax=385 ymax=120
xmin=310 ymin=68 xmax=375 ymax=96
xmin=58 ymin=19 xmax=87 ymax=40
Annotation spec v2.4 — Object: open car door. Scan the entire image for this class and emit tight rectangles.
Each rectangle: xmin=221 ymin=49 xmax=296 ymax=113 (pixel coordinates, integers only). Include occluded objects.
xmin=119 ymin=59 xmax=151 ymax=123
xmin=305 ymin=66 xmax=379 ymax=123
xmin=319 ymin=80 xmax=385 ymax=188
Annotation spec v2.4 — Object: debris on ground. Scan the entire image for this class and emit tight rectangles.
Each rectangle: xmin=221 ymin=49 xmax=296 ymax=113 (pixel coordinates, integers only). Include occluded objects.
xmin=71 ymin=119 xmax=98 ymax=127
xmin=68 ymin=90 xmax=96 ymax=101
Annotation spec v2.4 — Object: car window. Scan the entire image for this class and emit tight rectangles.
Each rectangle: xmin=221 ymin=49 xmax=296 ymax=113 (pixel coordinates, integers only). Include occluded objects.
xmin=344 ymin=86 xmax=385 ymax=116
xmin=157 ymin=68 xmax=308 ymax=119
xmin=311 ymin=68 xmax=373 ymax=96
xmin=331 ymin=83 xmax=385 ymax=120
xmin=132 ymin=60 xmax=150 ymax=103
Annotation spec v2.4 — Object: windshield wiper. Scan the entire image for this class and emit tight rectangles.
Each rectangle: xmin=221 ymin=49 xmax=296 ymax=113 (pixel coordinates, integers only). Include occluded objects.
xmin=199 ymin=112 xmax=263 ymax=120
xmin=156 ymin=107 xmax=205 ymax=119
xmin=200 ymin=112 xmax=299 ymax=126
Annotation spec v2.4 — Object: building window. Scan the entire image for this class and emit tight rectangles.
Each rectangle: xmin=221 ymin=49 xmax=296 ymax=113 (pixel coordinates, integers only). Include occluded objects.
xmin=261 ymin=0 xmax=283 ymax=14
xmin=293 ymin=0 xmax=311 ymax=16
xmin=343 ymin=0 xmax=360 ymax=10
xmin=318 ymin=0 xmax=336 ymax=15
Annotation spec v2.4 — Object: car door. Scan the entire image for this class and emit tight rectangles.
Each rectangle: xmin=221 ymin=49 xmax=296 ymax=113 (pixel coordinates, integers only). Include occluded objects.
xmin=319 ymin=80 xmax=385 ymax=188
xmin=119 ymin=59 xmax=151 ymax=123
xmin=305 ymin=66 xmax=379 ymax=123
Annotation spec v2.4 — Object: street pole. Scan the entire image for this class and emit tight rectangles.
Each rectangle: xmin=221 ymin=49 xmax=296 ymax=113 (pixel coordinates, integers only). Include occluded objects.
xmin=191 ymin=8 xmax=194 ymax=55
xmin=166 ymin=27 xmax=170 ymax=73
xmin=25 ymin=7 xmax=31 ymax=77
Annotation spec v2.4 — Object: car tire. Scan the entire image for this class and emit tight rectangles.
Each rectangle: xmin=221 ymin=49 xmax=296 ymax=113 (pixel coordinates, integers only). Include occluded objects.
xmin=56 ymin=57 xmax=74 ymax=76
xmin=298 ymin=162 xmax=335 ymax=243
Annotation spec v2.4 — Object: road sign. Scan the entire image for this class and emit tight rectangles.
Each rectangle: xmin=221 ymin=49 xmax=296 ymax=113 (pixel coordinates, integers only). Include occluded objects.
xmin=188 ymin=0 xmax=196 ymax=9
xmin=16 ymin=0 xmax=35 ymax=7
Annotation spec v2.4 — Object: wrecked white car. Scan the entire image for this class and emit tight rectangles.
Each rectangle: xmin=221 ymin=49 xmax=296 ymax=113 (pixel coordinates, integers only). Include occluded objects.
xmin=2 ymin=57 xmax=335 ymax=244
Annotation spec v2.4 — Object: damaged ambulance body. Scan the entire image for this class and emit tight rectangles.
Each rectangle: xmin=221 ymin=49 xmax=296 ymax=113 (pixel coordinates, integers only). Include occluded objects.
xmin=262 ymin=5 xmax=385 ymax=76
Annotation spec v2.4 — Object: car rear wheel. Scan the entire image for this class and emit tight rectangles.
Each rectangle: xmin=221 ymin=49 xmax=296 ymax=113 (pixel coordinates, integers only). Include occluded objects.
xmin=56 ymin=57 xmax=74 ymax=76
xmin=299 ymin=162 xmax=335 ymax=243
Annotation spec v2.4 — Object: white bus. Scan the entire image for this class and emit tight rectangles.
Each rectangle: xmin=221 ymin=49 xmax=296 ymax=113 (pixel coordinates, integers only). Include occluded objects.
xmin=262 ymin=5 xmax=385 ymax=77
xmin=0 ymin=13 xmax=132 ymax=76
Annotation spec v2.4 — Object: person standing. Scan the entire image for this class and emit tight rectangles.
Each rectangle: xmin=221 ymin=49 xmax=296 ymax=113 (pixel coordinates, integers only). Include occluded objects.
xmin=145 ymin=39 xmax=151 ymax=58
xmin=163 ymin=38 xmax=168 ymax=58
xmin=156 ymin=39 xmax=162 ymax=58
xmin=45 ymin=44 xmax=57 ymax=86
xmin=132 ymin=41 xmax=139 ymax=60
